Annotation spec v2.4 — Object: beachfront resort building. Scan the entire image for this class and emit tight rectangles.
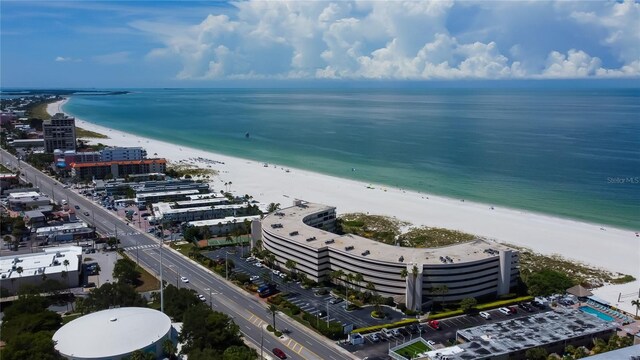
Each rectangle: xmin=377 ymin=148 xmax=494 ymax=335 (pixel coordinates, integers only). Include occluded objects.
xmin=416 ymin=309 xmax=618 ymax=360
xmin=43 ymin=113 xmax=76 ymax=153
xmin=152 ymin=199 xmax=248 ymax=222
xmin=255 ymin=201 xmax=519 ymax=310
xmin=70 ymin=159 xmax=167 ymax=181
xmin=0 ymin=246 xmax=82 ymax=292
xmin=187 ymin=215 xmax=261 ymax=236
xmin=100 ymin=146 xmax=147 ymax=161
xmin=93 ymin=178 xmax=209 ymax=196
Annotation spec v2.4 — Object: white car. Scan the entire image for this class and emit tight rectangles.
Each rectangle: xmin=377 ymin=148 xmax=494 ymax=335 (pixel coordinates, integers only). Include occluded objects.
xmin=272 ymin=269 xmax=280 ymax=276
xmin=245 ymin=256 xmax=256 ymax=262
xmin=278 ymin=272 xmax=286 ymax=279
xmin=369 ymin=333 xmax=380 ymax=342
xmin=427 ymin=340 xmax=436 ymax=348
xmin=180 ymin=276 xmax=189 ymax=283
xmin=254 ymin=262 xmax=263 ymax=268
xmin=250 ymin=275 xmax=260 ymax=282
xmin=198 ymin=294 xmax=206 ymax=302
xmin=479 ymin=311 xmax=491 ymax=320
xmin=498 ymin=307 xmax=511 ymax=315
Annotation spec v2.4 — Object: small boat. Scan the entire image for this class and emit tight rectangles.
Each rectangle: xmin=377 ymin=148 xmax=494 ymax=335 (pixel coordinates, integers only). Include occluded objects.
xmin=245 ymin=132 xmax=250 ymax=138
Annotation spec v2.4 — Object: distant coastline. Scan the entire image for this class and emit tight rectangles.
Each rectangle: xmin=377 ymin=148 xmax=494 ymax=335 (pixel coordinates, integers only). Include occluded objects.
xmin=0 ymin=89 xmax=130 ymax=96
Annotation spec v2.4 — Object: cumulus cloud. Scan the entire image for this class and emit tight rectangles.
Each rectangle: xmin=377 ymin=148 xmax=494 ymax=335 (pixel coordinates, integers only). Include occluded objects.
xmin=132 ymin=0 xmax=640 ymax=80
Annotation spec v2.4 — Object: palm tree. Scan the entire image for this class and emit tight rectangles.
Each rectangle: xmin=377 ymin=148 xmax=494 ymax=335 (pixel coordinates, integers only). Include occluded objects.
xmin=16 ymin=266 xmax=23 ymax=278
xmin=431 ymin=285 xmax=449 ymax=307
xmin=162 ymin=339 xmax=176 ymax=360
xmin=285 ymin=259 xmax=297 ymax=278
xmin=354 ymin=273 xmax=364 ymax=292
xmin=400 ymin=268 xmax=409 ymax=280
xmin=228 ymin=181 xmax=232 ymax=192
xmin=63 ymin=259 xmax=70 ymax=287
xmin=267 ymin=304 xmax=278 ymax=331
xmin=267 ymin=202 xmax=281 ymax=213
xmin=329 ymin=269 xmax=345 ymax=287
xmin=632 ymin=299 xmax=640 ymax=317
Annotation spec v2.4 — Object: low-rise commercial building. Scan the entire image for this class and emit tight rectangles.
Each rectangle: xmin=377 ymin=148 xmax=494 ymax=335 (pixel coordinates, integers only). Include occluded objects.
xmin=8 ymin=138 xmax=45 ymax=148
xmin=7 ymin=191 xmax=51 ymax=211
xmin=71 ymin=159 xmax=167 ymax=180
xmin=135 ymin=189 xmax=201 ymax=206
xmin=256 ymin=202 xmax=519 ymax=310
xmin=420 ymin=309 xmax=618 ymax=360
xmin=187 ymin=215 xmax=261 ymax=235
xmin=35 ymin=221 xmax=95 ymax=243
xmin=152 ymin=201 xmax=245 ymax=222
xmin=0 ymin=246 xmax=82 ymax=292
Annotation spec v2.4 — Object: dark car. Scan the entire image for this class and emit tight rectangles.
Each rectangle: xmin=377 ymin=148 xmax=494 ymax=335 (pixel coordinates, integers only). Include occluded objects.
xmin=74 ymin=205 xmax=80 ymax=209
xmin=317 ymin=310 xmax=327 ymax=318
xmin=508 ymin=306 xmax=518 ymax=314
xmin=407 ymin=324 xmax=419 ymax=334
xmin=398 ymin=328 xmax=409 ymax=337
xmin=272 ymin=348 xmax=287 ymax=359
xmin=329 ymin=297 xmax=343 ymax=304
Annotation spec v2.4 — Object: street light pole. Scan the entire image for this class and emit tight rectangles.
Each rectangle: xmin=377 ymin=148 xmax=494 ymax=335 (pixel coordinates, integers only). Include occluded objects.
xmin=160 ymin=243 xmax=164 ymax=313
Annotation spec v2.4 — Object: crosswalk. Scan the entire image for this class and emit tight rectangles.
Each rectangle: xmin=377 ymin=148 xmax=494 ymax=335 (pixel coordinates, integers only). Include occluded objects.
xmin=123 ymin=244 xmax=159 ymax=251
xmin=106 ymin=232 xmax=140 ymax=237
xmin=247 ymin=311 xmax=304 ymax=355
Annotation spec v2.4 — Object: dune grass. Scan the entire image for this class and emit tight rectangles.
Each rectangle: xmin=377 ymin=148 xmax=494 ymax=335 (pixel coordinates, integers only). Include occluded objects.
xmin=76 ymin=127 xmax=109 ymax=139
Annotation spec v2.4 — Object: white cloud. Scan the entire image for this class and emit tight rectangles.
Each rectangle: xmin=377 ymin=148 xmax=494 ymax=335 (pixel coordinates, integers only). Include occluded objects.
xmin=55 ymin=56 xmax=81 ymax=62
xmin=92 ymin=51 xmax=131 ymax=65
xmin=132 ymin=0 xmax=640 ymax=80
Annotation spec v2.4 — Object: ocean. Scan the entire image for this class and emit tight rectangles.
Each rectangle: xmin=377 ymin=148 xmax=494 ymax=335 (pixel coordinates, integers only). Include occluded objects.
xmin=63 ymin=88 xmax=640 ymax=229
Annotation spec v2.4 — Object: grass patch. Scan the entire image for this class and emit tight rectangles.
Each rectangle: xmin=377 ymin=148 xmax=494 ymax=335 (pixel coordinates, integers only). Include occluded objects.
xmin=338 ymin=213 xmax=409 ymax=244
xmin=507 ymin=243 xmax=635 ymax=288
xmin=395 ymin=340 xmax=428 ymax=358
xmin=76 ymin=127 xmax=109 ymax=139
xmin=399 ymin=226 xmax=475 ymax=247
xmin=351 ymin=319 xmax=418 ymax=335
xmin=0 ymin=164 xmax=10 ymax=173
xmin=135 ymin=264 xmax=161 ymax=292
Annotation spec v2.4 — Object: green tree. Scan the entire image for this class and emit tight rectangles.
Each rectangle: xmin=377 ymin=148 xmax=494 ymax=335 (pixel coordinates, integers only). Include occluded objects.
xmin=162 ymin=285 xmax=201 ymax=321
xmin=188 ymin=348 xmax=222 ymax=360
xmin=162 ymin=339 xmax=177 ymax=360
xmin=354 ymin=273 xmax=364 ymax=290
xmin=127 ymin=350 xmax=155 ymax=360
xmin=525 ymin=347 xmax=548 ymax=360
xmin=113 ymin=258 xmax=141 ymax=286
xmin=180 ymin=305 xmax=244 ymax=355
xmin=400 ymin=268 xmax=409 ymax=279
xmin=459 ymin=297 xmax=478 ymax=312
xmin=0 ymin=331 xmax=63 ymax=360
xmin=285 ymin=259 xmax=297 ymax=278
xmin=525 ymin=269 xmax=575 ymax=296
xmin=79 ymin=282 xmax=146 ymax=313
xmin=267 ymin=202 xmax=281 ymax=212
xmin=222 ymin=345 xmax=257 ymax=360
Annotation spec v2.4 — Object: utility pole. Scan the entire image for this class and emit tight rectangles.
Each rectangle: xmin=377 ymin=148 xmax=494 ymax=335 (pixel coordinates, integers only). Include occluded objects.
xmin=160 ymin=243 xmax=164 ymax=313
xmin=225 ymin=252 xmax=229 ymax=280
xmin=327 ymin=300 xmax=330 ymax=326
xmin=260 ymin=327 xmax=264 ymax=360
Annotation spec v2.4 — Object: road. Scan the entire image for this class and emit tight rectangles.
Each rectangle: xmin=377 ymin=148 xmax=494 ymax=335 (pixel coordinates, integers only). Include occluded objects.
xmin=0 ymin=149 xmax=356 ymax=360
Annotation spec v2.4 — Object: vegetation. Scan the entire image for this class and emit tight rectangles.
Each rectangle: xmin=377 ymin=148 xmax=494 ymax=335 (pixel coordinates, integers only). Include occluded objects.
xmin=351 ymin=318 xmax=418 ymax=335
xmin=395 ymin=341 xmax=428 ymax=359
xmin=267 ymin=294 xmax=344 ymax=339
xmin=337 ymin=213 xmax=408 ymax=244
xmin=27 ymin=101 xmax=52 ymax=120
xmin=524 ymin=269 xmax=575 ymax=296
xmin=509 ymin=243 xmax=635 ymax=288
xmin=399 ymin=226 xmax=475 ymax=247
xmin=459 ymin=297 xmax=478 ymax=312
xmin=113 ymin=258 xmax=142 ymax=286
xmin=165 ymin=164 xmax=217 ymax=178
xmin=525 ymin=347 xmax=548 ymax=360
xmin=76 ymin=127 xmax=109 ymax=139
xmin=0 ymin=295 xmax=63 ymax=360
xmin=75 ymin=282 xmax=146 ymax=314
xmin=25 ymin=152 xmax=54 ymax=171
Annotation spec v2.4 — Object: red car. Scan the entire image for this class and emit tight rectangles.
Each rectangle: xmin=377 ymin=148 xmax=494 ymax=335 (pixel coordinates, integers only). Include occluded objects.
xmin=508 ymin=306 xmax=518 ymax=314
xmin=272 ymin=348 xmax=287 ymax=359
xmin=427 ymin=320 xmax=440 ymax=330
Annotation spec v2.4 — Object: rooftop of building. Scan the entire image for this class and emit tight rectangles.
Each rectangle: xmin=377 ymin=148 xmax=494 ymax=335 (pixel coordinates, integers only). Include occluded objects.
xmin=35 ymin=221 xmax=91 ymax=234
xmin=70 ymin=158 xmax=167 ymax=168
xmin=8 ymin=191 xmax=49 ymax=201
xmin=53 ymin=307 xmax=171 ymax=358
xmin=153 ymin=202 xmax=247 ymax=217
xmin=0 ymin=246 xmax=82 ymax=280
xmin=187 ymin=214 xmax=261 ymax=227
xmin=443 ymin=309 xmax=619 ymax=360
xmin=136 ymin=189 xmax=201 ymax=199
xmin=262 ymin=202 xmax=514 ymax=266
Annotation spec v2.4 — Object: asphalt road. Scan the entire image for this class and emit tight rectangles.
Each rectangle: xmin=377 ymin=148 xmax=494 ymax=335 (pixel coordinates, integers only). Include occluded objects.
xmin=0 ymin=149 xmax=356 ymax=360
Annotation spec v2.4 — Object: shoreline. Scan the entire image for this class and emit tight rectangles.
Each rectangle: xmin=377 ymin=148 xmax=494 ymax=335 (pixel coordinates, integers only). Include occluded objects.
xmin=48 ymin=98 xmax=639 ymax=277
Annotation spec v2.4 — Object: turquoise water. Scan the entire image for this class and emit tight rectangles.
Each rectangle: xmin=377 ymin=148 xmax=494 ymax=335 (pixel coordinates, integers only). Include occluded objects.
xmin=579 ymin=306 xmax=615 ymax=322
xmin=63 ymin=88 xmax=640 ymax=229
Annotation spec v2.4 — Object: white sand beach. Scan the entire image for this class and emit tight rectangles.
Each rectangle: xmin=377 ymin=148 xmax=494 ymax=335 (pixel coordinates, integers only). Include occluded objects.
xmin=48 ymin=99 xmax=640 ymax=278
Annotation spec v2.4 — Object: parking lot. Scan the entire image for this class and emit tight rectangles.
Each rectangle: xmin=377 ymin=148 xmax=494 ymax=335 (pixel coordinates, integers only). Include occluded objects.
xmin=346 ymin=303 xmax=550 ymax=359
xmin=203 ymin=247 xmax=405 ymax=330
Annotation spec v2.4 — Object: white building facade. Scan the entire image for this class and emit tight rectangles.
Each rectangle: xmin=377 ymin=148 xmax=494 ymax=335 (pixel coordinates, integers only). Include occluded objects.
xmin=255 ymin=202 xmax=519 ymax=310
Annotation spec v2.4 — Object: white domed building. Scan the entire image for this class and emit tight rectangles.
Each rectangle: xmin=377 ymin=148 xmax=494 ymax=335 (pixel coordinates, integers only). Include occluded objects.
xmin=53 ymin=307 xmax=172 ymax=360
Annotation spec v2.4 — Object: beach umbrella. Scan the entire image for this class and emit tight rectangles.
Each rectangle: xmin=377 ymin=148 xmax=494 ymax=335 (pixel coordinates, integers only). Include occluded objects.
xmin=566 ymin=284 xmax=593 ymax=298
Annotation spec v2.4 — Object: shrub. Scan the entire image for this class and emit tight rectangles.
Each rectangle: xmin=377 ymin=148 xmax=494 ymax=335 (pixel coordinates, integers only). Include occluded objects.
xmin=384 ymin=297 xmax=395 ymax=306
xmin=351 ymin=319 xmax=418 ymax=334
xmin=371 ymin=310 xmax=385 ymax=319
xmin=397 ymin=303 xmax=407 ymax=312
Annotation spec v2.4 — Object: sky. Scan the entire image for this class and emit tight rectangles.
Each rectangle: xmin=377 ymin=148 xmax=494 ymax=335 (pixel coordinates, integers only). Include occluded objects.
xmin=1 ymin=0 xmax=639 ymax=88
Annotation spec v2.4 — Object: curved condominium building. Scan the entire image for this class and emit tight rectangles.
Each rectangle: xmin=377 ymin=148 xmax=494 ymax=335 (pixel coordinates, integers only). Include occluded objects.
xmin=254 ymin=201 xmax=519 ymax=310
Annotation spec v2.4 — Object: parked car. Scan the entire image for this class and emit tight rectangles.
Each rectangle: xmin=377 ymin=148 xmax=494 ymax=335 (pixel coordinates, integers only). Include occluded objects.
xmin=369 ymin=333 xmax=380 ymax=342
xmin=272 ymin=348 xmax=287 ymax=359
xmin=317 ymin=310 xmax=327 ymax=318
xmin=427 ymin=340 xmax=436 ymax=348
xmin=254 ymin=262 xmax=263 ymax=268
xmin=398 ymin=328 xmax=409 ymax=337
xmin=427 ymin=320 xmax=440 ymax=330
xmin=245 ymin=256 xmax=256 ymax=262
xmin=479 ymin=311 xmax=491 ymax=320
xmin=498 ymin=307 xmax=511 ymax=315
xmin=329 ymin=297 xmax=343 ymax=304
xmin=250 ymin=275 xmax=260 ymax=282
xmin=508 ymin=306 xmax=518 ymax=314
xmin=83 ymin=211 xmax=90 ymax=216
xmin=381 ymin=328 xmax=394 ymax=338
xmin=390 ymin=328 xmax=401 ymax=337
xmin=74 ymin=205 xmax=80 ymax=209
xmin=278 ymin=272 xmax=286 ymax=279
